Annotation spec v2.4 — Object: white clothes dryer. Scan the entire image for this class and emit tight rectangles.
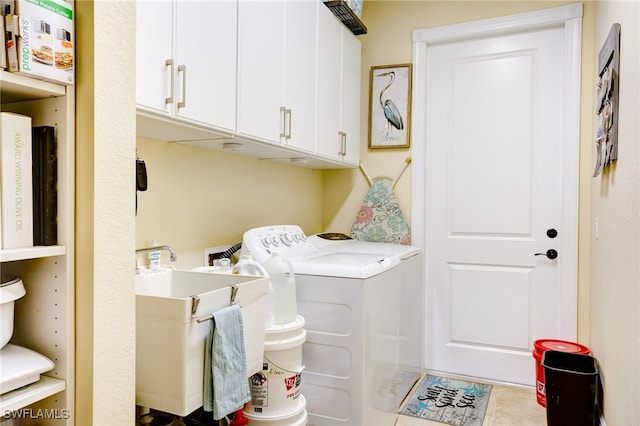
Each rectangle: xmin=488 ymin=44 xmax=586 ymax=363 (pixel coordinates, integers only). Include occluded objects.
xmin=242 ymin=225 xmax=424 ymax=425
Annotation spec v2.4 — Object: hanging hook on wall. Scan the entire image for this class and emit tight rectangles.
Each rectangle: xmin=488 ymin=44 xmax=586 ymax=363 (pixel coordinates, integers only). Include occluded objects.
xmin=359 ymin=157 xmax=411 ymax=189
xmin=391 ymin=157 xmax=412 ymax=189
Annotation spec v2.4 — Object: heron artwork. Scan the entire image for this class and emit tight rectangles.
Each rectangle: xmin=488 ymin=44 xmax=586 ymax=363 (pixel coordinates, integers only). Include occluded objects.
xmin=376 ymin=71 xmax=404 ymax=138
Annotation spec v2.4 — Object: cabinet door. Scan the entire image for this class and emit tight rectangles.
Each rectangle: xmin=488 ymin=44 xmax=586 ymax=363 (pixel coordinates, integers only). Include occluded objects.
xmin=315 ymin=4 xmax=342 ymax=159
xmin=136 ymin=0 xmax=173 ymax=115
xmin=237 ymin=0 xmax=286 ymax=143
xmin=175 ymin=0 xmax=237 ymax=132
xmin=340 ymin=29 xmax=361 ymax=165
xmin=283 ymin=0 xmax=317 ymax=153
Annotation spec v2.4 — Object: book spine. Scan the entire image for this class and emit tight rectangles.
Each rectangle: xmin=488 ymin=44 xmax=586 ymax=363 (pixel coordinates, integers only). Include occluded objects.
xmin=1 ymin=112 xmax=33 ymax=249
xmin=32 ymin=125 xmax=57 ymax=246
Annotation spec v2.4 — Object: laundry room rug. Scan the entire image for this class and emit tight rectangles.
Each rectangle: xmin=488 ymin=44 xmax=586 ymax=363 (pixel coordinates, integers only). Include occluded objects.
xmin=399 ymin=374 xmax=492 ymax=426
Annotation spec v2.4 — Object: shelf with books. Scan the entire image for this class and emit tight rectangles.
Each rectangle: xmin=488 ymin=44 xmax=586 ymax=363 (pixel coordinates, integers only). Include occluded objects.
xmin=0 ymin=65 xmax=74 ymax=420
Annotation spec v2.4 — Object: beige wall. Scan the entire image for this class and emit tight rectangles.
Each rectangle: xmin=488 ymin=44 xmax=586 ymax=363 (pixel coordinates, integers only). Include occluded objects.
xmin=590 ymin=1 xmax=640 ymax=424
xmin=75 ymin=1 xmax=137 ymax=425
xmin=135 ymin=139 xmax=324 ymax=269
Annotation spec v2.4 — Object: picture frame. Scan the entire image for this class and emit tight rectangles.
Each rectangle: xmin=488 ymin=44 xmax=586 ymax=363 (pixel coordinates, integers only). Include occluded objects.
xmin=593 ymin=23 xmax=621 ymax=177
xmin=368 ymin=63 xmax=412 ymax=149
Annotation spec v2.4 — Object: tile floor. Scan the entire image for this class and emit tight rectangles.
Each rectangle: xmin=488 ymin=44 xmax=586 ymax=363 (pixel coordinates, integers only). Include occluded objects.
xmin=395 ymin=373 xmax=547 ymax=426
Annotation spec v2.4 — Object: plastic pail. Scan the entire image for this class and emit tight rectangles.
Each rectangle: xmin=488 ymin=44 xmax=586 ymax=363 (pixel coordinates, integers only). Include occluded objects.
xmin=246 ymin=316 xmax=306 ymax=418
xmin=244 ymin=396 xmax=307 ymax=425
xmin=532 ymin=339 xmax=590 ymax=407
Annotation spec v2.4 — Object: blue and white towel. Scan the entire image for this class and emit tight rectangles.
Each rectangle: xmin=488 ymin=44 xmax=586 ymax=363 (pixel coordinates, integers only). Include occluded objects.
xmin=204 ymin=304 xmax=251 ymax=420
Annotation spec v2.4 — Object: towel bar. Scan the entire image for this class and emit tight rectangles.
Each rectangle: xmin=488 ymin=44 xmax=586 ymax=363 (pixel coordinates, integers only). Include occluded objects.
xmin=194 ymin=285 xmax=240 ymax=323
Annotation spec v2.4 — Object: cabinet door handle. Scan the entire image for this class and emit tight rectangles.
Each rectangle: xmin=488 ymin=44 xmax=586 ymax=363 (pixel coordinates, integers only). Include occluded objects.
xmin=280 ymin=106 xmax=287 ymax=138
xmin=338 ymin=131 xmax=346 ymax=156
xmin=165 ymin=59 xmax=174 ymax=104
xmin=286 ymin=108 xmax=292 ymax=140
xmin=177 ymin=64 xmax=186 ymax=108
xmin=343 ymin=132 xmax=347 ymax=156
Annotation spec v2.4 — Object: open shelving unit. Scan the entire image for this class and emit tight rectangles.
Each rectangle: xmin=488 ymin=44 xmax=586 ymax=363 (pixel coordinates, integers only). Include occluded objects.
xmin=1 ymin=69 xmax=75 ymax=424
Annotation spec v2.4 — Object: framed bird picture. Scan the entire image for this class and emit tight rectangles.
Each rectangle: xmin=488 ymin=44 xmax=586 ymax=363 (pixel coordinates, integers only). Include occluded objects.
xmin=368 ymin=63 xmax=412 ymax=149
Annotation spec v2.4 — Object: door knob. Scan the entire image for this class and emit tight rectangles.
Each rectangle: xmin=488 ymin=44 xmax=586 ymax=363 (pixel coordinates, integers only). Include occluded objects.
xmin=547 ymin=228 xmax=558 ymax=238
xmin=535 ymin=249 xmax=558 ymax=260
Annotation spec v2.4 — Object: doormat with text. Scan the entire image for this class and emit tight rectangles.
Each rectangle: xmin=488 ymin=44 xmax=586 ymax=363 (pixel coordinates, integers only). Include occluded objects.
xmin=399 ymin=374 xmax=492 ymax=426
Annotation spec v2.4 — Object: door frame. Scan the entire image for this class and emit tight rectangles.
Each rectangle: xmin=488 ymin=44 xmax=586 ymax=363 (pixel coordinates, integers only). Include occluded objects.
xmin=411 ymin=3 xmax=583 ymax=365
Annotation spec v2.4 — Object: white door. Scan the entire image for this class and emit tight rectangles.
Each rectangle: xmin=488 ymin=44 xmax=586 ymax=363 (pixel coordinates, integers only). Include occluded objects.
xmin=411 ymin=5 xmax=583 ymax=385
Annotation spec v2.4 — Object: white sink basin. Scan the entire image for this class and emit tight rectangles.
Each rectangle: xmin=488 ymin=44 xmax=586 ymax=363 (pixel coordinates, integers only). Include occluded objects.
xmin=135 ymin=268 xmax=269 ymax=416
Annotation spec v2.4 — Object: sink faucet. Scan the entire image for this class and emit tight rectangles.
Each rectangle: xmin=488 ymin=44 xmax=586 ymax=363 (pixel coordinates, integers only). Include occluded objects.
xmin=135 ymin=246 xmax=178 ymax=262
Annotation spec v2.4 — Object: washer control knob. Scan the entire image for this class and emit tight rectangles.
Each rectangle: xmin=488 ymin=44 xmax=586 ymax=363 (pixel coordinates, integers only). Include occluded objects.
xmin=261 ymin=237 xmax=271 ymax=248
xmin=281 ymin=233 xmax=293 ymax=246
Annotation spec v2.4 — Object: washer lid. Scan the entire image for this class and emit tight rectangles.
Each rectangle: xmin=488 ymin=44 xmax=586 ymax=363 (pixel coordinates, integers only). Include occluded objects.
xmin=307 ymin=235 xmax=422 ymax=260
xmin=288 ymin=251 xmax=400 ymax=278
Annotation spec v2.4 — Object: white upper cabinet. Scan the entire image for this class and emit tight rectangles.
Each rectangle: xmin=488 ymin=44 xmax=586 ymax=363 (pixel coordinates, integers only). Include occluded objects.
xmin=316 ymin=4 xmax=361 ymax=166
xmin=136 ymin=0 xmax=237 ymax=135
xmin=316 ymin=5 xmax=342 ymax=160
xmin=136 ymin=0 xmax=361 ymax=169
xmin=136 ymin=0 xmax=173 ymax=115
xmin=237 ymin=0 xmax=316 ymax=153
xmin=237 ymin=0 xmax=286 ymax=143
xmin=283 ymin=0 xmax=317 ymax=153
xmin=339 ymin=29 xmax=361 ymax=164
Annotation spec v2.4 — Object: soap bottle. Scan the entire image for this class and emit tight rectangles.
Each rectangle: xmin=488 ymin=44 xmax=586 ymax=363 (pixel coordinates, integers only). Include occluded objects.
xmin=212 ymin=258 xmax=233 ymax=274
xmin=262 ymin=252 xmax=297 ymax=325
xmin=148 ymin=239 xmax=161 ymax=269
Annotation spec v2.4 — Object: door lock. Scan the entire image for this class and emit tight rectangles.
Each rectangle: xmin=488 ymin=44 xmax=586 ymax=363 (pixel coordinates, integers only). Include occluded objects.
xmin=535 ymin=249 xmax=558 ymax=260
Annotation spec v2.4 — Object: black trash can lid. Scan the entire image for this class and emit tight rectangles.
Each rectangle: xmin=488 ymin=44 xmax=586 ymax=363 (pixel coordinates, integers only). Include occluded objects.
xmin=542 ymin=350 xmax=598 ymax=375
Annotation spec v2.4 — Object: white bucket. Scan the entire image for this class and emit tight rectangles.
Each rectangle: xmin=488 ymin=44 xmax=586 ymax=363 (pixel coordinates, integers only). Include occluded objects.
xmin=244 ymin=396 xmax=308 ymax=425
xmin=246 ymin=315 xmax=306 ymax=417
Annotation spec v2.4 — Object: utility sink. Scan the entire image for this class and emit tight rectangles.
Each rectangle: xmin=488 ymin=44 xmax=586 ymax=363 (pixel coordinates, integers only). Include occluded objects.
xmin=135 ymin=268 xmax=269 ymax=417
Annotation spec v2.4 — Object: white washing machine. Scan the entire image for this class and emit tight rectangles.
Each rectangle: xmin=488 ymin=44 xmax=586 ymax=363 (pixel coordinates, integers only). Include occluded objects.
xmin=242 ymin=225 xmax=424 ymax=425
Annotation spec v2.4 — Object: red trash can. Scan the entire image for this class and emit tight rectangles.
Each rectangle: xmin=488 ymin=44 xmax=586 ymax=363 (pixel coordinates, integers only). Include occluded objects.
xmin=532 ymin=339 xmax=590 ymax=407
